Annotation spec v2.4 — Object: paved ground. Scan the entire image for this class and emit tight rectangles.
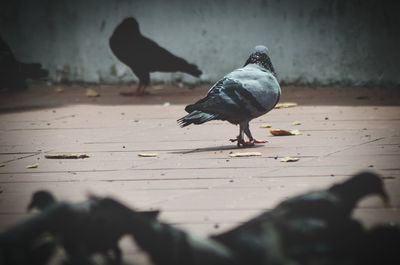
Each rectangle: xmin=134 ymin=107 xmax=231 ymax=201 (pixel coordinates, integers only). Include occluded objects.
xmin=0 ymin=83 xmax=400 ymax=264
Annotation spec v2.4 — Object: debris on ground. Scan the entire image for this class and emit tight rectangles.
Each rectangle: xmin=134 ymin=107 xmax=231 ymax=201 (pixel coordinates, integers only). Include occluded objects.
xmin=292 ymin=121 xmax=301 ymax=125
xmin=26 ymin=163 xmax=39 ymax=169
xmin=163 ymin=102 xmax=171 ymax=107
xmin=138 ymin=153 xmax=159 ymax=157
xmin=270 ymin=129 xmax=302 ymax=136
xmin=0 ymin=164 xmax=5 ymax=168
xmin=280 ymin=156 xmax=300 ymax=162
xmin=275 ymin=102 xmax=298 ymax=109
xmin=229 ymin=152 xmax=262 ymax=157
xmin=45 ymin=154 xmax=90 ymax=159
xmin=85 ymin=88 xmax=100 ymax=97
xmin=260 ymin=124 xmax=272 ymax=128
xmin=54 ymin=87 xmax=64 ymax=93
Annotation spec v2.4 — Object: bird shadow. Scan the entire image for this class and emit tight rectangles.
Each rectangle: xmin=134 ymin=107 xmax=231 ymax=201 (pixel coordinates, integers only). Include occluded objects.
xmin=170 ymin=144 xmax=264 ymax=154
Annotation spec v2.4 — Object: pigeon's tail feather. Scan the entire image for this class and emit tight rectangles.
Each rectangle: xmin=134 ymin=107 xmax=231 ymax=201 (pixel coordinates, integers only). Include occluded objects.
xmin=177 ymin=111 xmax=218 ymax=127
xmin=182 ymin=63 xmax=202 ymax=77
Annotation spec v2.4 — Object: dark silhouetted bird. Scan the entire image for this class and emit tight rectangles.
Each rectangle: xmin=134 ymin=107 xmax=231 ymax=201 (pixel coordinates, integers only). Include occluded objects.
xmin=26 ymin=190 xmax=160 ymax=265
xmin=109 ymin=17 xmax=202 ymax=96
xmin=0 ymin=36 xmax=48 ymax=90
xmin=178 ymin=45 xmax=280 ymax=147
xmin=117 ymin=172 xmax=390 ymax=265
xmin=212 ymin=172 xmax=389 ymax=265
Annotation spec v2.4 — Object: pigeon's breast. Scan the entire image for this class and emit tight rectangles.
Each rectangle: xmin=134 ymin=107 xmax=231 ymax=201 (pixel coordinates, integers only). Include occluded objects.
xmin=227 ymin=66 xmax=281 ymax=117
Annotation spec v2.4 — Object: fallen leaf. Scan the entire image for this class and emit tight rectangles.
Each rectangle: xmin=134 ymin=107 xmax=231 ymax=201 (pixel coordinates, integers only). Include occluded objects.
xmin=290 ymin=129 xmax=302 ymax=135
xmin=270 ymin=129 xmax=302 ymax=136
xmin=138 ymin=153 xmax=158 ymax=157
xmin=229 ymin=152 xmax=262 ymax=157
xmin=26 ymin=163 xmax=39 ymax=169
xmin=152 ymin=85 xmax=165 ymax=91
xmin=54 ymin=87 xmax=64 ymax=93
xmin=280 ymin=157 xmax=300 ymax=162
xmin=45 ymin=153 xmax=90 ymax=159
xmin=292 ymin=121 xmax=301 ymax=125
xmin=260 ymin=124 xmax=272 ymax=128
xmin=275 ymin=102 xmax=298 ymax=109
xmin=85 ymin=88 xmax=100 ymax=97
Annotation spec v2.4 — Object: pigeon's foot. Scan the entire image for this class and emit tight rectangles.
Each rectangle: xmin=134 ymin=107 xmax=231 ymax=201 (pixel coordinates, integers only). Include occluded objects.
xmin=119 ymin=84 xmax=148 ymax=96
xmin=229 ymin=136 xmax=247 ymax=148
xmin=249 ymin=139 xmax=268 ymax=144
xmin=230 ymin=137 xmax=267 ymax=148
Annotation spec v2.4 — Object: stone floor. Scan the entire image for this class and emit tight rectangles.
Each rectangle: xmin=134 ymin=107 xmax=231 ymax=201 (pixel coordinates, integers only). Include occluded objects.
xmin=0 ymin=83 xmax=399 ymax=264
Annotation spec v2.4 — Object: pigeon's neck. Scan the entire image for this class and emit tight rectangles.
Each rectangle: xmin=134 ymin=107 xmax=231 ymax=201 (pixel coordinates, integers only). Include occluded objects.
xmin=329 ymin=184 xmax=367 ymax=212
xmin=244 ymin=54 xmax=278 ymax=79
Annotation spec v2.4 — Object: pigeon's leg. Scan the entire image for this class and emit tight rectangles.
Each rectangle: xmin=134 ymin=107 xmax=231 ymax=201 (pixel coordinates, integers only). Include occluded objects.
xmin=120 ymin=70 xmax=149 ymax=96
xmin=135 ymin=83 xmax=146 ymax=95
xmin=243 ymin=123 xmax=268 ymax=146
xmin=230 ymin=124 xmax=246 ymax=147
xmin=120 ymin=84 xmax=147 ymax=97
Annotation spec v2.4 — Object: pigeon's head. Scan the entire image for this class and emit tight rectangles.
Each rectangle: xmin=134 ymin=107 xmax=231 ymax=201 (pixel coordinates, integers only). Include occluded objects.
xmin=330 ymin=172 xmax=390 ymax=208
xmin=27 ymin=190 xmax=56 ymax=212
xmin=121 ymin=17 xmax=140 ymax=35
xmin=244 ymin=45 xmax=277 ymax=78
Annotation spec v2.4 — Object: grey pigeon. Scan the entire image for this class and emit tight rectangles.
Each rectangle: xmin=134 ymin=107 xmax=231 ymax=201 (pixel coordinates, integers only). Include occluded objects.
xmin=109 ymin=17 xmax=202 ymax=96
xmin=178 ymin=45 xmax=280 ymax=147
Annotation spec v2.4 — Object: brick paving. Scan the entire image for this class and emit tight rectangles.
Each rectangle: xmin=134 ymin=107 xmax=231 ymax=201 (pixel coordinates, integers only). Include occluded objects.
xmin=0 ymin=84 xmax=399 ymax=264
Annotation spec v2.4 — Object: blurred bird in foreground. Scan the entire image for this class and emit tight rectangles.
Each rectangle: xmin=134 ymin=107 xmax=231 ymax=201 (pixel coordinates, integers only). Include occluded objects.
xmin=109 ymin=17 xmax=202 ymax=96
xmin=178 ymin=45 xmax=280 ymax=147
xmin=0 ymin=190 xmax=158 ymax=265
xmin=0 ymin=36 xmax=48 ymax=90
xmin=0 ymin=172 xmax=397 ymax=265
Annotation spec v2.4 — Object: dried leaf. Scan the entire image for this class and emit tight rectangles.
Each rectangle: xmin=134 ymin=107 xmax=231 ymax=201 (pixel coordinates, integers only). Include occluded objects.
xmin=260 ymin=124 xmax=272 ymax=128
xmin=152 ymin=85 xmax=165 ymax=91
xmin=292 ymin=121 xmax=301 ymax=125
xmin=54 ymin=87 xmax=64 ymax=93
xmin=138 ymin=153 xmax=158 ymax=157
xmin=290 ymin=129 xmax=302 ymax=135
xmin=270 ymin=129 xmax=302 ymax=136
xmin=45 ymin=153 xmax=90 ymax=159
xmin=85 ymin=89 xmax=100 ymax=97
xmin=280 ymin=157 xmax=300 ymax=162
xmin=26 ymin=163 xmax=39 ymax=169
xmin=275 ymin=102 xmax=298 ymax=109
xmin=229 ymin=152 xmax=262 ymax=157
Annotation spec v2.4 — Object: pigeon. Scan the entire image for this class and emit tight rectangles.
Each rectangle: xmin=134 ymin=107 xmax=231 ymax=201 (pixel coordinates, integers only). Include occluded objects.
xmin=212 ymin=172 xmax=389 ymax=264
xmin=109 ymin=17 xmax=202 ymax=96
xmin=178 ymin=45 xmax=280 ymax=147
xmin=0 ymin=36 xmax=48 ymax=90
xmin=26 ymin=190 xmax=160 ymax=265
xmin=118 ymin=172 xmax=388 ymax=265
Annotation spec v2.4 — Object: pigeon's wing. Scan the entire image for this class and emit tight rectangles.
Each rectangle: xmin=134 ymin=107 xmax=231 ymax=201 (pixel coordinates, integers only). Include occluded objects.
xmin=188 ymin=66 xmax=278 ymax=119
xmin=185 ymin=77 xmax=255 ymax=122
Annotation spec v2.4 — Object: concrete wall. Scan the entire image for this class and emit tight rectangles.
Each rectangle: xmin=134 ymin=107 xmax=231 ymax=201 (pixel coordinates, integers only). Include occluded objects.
xmin=1 ymin=0 xmax=399 ymax=85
